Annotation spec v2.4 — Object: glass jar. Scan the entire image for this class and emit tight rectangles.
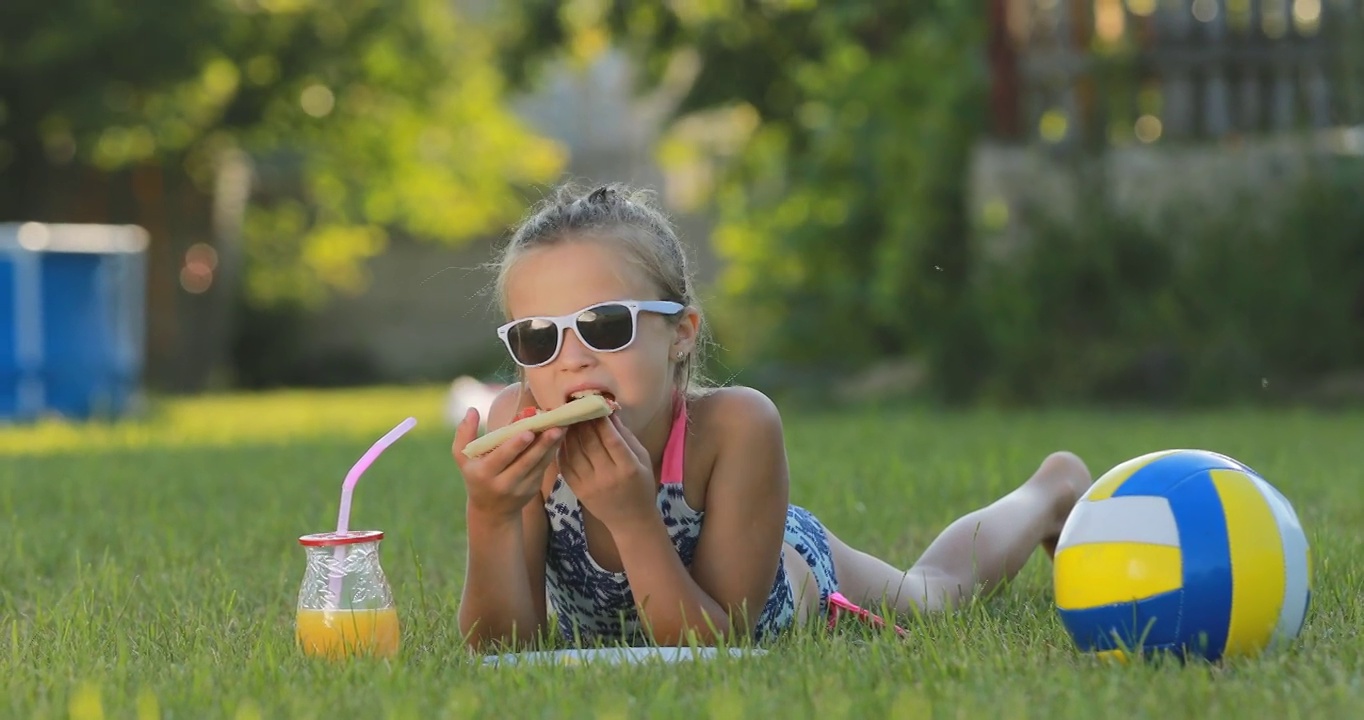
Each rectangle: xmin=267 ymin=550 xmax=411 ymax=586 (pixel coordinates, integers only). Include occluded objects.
xmin=295 ymin=530 xmax=400 ymax=659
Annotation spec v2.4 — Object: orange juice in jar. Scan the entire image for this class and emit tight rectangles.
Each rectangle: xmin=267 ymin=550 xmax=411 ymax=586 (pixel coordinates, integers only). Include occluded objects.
xmin=295 ymin=530 xmax=399 ymax=659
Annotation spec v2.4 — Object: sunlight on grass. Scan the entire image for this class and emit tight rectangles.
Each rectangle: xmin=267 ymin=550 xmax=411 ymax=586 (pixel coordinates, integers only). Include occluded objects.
xmin=0 ymin=385 xmax=452 ymax=457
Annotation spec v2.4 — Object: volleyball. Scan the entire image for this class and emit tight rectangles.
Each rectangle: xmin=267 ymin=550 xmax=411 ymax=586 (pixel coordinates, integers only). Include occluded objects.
xmin=1053 ymin=449 xmax=1311 ymax=663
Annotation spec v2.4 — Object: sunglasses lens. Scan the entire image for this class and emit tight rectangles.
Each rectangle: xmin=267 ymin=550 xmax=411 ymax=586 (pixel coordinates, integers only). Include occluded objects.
xmin=506 ymin=318 xmax=560 ymax=366
xmin=576 ymin=303 xmax=635 ymax=351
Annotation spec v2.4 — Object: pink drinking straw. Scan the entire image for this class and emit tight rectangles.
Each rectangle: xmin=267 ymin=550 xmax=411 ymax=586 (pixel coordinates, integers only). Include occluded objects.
xmin=328 ymin=416 xmax=418 ymax=608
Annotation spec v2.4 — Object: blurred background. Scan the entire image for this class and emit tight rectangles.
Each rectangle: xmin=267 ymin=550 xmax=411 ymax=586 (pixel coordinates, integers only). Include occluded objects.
xmin=2 ymin=0 xmax=1363 ymax=424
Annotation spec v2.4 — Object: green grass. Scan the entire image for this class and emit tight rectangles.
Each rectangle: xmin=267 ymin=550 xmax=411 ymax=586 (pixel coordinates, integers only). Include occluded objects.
xmin=2 ymin=386 xmax=1362 ymax=719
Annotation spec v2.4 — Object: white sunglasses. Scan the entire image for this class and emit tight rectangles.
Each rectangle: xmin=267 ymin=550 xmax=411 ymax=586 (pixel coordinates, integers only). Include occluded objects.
xmin=497 ymin=299 xmax=685 ymax=368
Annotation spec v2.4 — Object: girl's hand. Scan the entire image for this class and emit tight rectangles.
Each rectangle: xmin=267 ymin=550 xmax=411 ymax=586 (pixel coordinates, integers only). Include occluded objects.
xmin=452 ymin=408 xmax=564 ymax=521
xmin=558 ymin=413 xmax=656 ymax=530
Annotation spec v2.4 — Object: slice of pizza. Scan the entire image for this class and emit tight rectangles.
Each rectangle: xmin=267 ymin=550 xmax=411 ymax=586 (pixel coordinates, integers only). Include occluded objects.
xmin=461 ymin=392 xmax=619 ymax=458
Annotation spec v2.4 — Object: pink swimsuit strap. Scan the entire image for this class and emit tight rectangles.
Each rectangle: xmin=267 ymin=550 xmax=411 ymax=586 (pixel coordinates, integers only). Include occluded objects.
xmin=658 ymin=393 xmax=688 ymax=485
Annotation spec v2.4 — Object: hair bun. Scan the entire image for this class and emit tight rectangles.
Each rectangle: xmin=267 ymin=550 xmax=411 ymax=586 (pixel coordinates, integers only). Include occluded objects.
xmin=587 ymin=185 xmax=615 ymax=205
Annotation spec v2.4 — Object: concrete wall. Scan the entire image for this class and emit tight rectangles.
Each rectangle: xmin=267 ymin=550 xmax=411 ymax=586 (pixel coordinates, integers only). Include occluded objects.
xmin=967 ymin=128 xmax=1364 ymax=264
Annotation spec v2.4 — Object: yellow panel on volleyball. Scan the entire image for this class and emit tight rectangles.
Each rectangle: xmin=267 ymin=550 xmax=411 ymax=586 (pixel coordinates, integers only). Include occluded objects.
xmin=1055 ymin=542 xmax=1183 ymax=610
xmin=1212 ymin=469 xmax=1288 ymax=658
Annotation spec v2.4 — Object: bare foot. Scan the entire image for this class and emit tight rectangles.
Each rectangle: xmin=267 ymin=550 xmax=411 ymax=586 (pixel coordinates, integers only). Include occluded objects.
xmin=1025 ymin=451 xmax=1094 ymax=559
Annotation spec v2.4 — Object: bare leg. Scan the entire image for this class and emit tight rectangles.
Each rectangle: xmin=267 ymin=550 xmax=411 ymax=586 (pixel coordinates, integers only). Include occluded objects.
xmin=831 ymin=451 xmax=1093 ymax=616
xmin=782 ymin=544 xmax=821 ymax=626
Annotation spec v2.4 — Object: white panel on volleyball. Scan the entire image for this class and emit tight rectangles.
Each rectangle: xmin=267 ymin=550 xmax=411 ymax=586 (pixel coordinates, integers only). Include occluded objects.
xmin=1054 ymin=495 xmax=1182 ymax=552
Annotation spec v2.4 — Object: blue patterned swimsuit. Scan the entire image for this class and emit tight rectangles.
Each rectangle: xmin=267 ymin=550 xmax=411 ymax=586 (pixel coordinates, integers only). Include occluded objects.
xmin=541 ymin=397 xmax=841 ymax=645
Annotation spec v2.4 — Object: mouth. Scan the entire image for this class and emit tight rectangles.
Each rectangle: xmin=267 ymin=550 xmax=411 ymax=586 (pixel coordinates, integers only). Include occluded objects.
xmin=568 ymin=388 xmax=615 ymax=402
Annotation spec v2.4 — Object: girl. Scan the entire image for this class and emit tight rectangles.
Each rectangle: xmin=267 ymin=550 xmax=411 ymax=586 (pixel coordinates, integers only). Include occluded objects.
xmin=451 ymin=182 xmax=1093 ymax=651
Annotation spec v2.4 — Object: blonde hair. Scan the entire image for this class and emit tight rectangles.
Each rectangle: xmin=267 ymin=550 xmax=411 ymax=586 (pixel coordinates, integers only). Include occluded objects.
xmin=491 ymin=181 xmax=713 ymax=398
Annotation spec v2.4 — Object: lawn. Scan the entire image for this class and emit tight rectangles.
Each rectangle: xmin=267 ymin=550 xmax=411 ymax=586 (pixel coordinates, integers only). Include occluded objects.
xmin=2 ymin=385 xmax=1361 ymax=719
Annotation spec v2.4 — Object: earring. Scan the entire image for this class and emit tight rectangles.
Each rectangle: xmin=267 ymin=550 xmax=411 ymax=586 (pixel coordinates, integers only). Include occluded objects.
xmin=676 ymin=351 xmax=685 ymax=360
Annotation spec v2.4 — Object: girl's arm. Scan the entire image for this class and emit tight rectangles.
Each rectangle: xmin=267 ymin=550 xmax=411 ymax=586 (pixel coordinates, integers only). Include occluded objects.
xmin=456 ymin=384 xmax=551 ymax=651
xmin=609 ymin=387 xmax=790 ymax=644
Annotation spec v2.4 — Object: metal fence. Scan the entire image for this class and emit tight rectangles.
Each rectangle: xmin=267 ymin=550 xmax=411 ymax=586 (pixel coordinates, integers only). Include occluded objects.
xmin=988 ymin=0 xmax=1364 ymax=148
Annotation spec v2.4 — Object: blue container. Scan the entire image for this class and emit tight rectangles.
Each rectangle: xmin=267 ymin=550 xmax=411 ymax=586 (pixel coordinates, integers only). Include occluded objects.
xmin=0 ymin=223 xmax=148 ymax=422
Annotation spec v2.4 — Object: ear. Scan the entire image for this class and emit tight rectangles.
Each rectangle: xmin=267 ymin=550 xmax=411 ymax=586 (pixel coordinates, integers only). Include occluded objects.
xmin=671 ymin=307 xmax=701 ymax=357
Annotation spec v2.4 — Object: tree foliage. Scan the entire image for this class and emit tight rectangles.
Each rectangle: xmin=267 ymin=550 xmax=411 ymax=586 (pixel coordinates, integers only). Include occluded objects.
xmin=498 ymin=2 xmax=1364 ymax=406
xmin=0 ymin=0 xmax=566 ymax=307
xmin=498 ymin=0 xmax=988 ymax=381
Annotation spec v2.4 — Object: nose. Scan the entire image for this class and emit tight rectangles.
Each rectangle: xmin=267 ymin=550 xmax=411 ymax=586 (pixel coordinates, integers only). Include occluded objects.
xmin=555 ymin=326 xmax=595 ymax=368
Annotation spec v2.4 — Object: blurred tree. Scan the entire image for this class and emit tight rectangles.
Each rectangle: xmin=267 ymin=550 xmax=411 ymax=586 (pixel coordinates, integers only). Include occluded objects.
xmin=498 ymin=0 xmax=987 ymax=395
xmin=0 ymin=0 xmax=566 ymax=308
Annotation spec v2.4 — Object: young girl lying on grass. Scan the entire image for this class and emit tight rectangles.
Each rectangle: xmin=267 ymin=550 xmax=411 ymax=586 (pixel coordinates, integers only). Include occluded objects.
xmin=451 ymin=182 xmax=1094 ymax=650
